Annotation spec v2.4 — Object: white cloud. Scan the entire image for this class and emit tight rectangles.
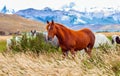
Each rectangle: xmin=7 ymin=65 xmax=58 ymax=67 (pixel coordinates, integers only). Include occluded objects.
xmin=0 ymin=0 xmax=74 ymax=11
xmin=0 ymin=0 xmax=120 ymax=11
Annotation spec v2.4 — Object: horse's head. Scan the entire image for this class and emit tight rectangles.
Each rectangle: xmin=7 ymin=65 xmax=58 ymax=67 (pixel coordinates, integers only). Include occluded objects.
xmin=31 ymin=30 xmax=36 ymax=36
xmin=46 ymin=20 xmax=57 ymax=41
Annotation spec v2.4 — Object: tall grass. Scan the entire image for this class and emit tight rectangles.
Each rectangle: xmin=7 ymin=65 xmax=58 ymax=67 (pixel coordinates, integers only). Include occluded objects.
xmin=1 ymin=33 xmax=120 ymax=75
xmin=0 ymin=44 xmax=120 ymax=76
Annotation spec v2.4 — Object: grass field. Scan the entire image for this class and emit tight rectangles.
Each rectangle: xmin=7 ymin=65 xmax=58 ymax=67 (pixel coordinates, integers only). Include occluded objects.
xmin=0 ymin=32 xmax=120 ymax=76
xmin=0 ymin=46 xmax=120 ymax=76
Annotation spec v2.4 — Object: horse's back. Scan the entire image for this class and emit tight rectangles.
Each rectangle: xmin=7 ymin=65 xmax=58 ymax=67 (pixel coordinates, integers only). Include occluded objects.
xmin=79 ymin=28 xmax=95 ymax=47
xmin=78 ymin=28 xmax=95 ymax=38
xmin=79 ymin=28 xmax=94 ymax=35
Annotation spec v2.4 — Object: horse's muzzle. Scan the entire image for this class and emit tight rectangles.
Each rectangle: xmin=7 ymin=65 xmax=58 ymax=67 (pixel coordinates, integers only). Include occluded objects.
xmin=48 ymin=37 xmax=52 ymax=41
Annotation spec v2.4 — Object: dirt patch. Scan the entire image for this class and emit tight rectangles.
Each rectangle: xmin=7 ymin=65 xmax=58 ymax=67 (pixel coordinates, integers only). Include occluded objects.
xmin=0 ymin=36 xmax=12 ymax=41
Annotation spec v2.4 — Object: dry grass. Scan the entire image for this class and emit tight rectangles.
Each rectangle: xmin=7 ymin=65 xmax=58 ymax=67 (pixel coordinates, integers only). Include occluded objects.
xmin=0 ymin=21 xmax=120 ymax=76
xmin=0 ymin=45 xmax=120 ymax=76
xmin=97 ymin=32 xmax=120 ymax=37
xmin=0 ymin=36 xmax=12 ymax=41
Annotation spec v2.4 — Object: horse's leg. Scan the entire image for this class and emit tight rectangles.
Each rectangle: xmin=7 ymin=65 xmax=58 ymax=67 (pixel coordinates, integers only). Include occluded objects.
xmin=62 ymin=52 xmax=66 ymax=59
xmin=87 ymin=48 xmax=92 ymax=58
xmin=84 ymin=46 xmax=93 ymax=58
xmin=84 ymin=48 xmax=87 ymax=52
xmin=84 ymin=48 xmax=91 ymax=57
xmin=62 ymin=50 xmax=68 ymax=59
xmin=70 ymin=49 xmax=76 ymax=59
xmin=87 ymin=43 xmax=94 ymax=58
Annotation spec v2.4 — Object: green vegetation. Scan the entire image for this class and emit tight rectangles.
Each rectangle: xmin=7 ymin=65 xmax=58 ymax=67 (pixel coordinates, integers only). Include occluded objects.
xmin=107 ymin=36 xmax=112 ymax=41
xmin=0 ymin=40 xmax=6 ymax=52
xmin=10 ymin=33 xmax=60 ymax=54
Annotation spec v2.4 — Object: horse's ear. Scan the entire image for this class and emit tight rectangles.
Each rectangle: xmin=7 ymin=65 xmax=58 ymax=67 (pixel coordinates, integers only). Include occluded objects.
xmin=51 ymin=20 xmax=54 ymax=24
xmin=47 ymin=21 xmax=49 ymax=24
xmin=31 ymin=30 xmax=33 ymax=33
xmin=34 ymin=30 xmax=36 ymax=33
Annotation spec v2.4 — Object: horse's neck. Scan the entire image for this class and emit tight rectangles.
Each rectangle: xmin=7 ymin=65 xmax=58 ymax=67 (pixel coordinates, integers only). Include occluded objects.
xmin=55 ymin=25 xmax=70 ymax=43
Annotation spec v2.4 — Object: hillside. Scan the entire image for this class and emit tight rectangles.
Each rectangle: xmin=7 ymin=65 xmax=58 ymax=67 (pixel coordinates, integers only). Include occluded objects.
xmin=0 ymin=13 xmax=45 ymax=35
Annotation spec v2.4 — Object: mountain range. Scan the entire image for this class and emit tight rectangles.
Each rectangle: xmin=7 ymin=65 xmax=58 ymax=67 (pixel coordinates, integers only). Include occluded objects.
xmin=0 ymin=6 xmax=15 ymax=14
xmin=1 ymin=5 xmax=120 ymax=32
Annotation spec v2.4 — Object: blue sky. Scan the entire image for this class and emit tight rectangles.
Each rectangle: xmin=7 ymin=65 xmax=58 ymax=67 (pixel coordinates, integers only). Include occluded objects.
xmin=0 ymin=0 xmax=120 ymax=11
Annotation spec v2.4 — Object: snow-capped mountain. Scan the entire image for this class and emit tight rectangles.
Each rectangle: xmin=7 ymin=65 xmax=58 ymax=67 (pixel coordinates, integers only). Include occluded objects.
xmin=15 ymin=7 xmax=120 ymax=31
xmin=0 ymin=5 xmax=15 ymax=14
xmin=1 ymin=5 xmax=120 ymax=32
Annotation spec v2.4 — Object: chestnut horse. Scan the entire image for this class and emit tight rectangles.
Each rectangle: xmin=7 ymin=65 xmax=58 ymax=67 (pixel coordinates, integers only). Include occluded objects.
xmin=46 ymin=20 xmax=95 ymax=58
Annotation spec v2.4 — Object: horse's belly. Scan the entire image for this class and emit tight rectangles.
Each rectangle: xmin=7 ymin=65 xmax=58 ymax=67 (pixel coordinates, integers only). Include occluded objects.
xmin=75 ymin=48 xmax=83 ymax=51
xmin=74 ymin=42 xmax=89 ymax=51
xmin=60 ymin=39 xmax=89 ymax=51
xmin=75 ymin=46 xmax=86 ymax=51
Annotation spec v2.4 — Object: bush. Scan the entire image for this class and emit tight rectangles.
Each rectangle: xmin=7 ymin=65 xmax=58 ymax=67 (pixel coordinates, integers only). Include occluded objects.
xmin=11 ymin=33 xmax=59 ymax=54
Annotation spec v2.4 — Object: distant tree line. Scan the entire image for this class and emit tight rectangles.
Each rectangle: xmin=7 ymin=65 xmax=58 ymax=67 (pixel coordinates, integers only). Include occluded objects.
xmin=0 ymin=31 xmax=21 ymax=36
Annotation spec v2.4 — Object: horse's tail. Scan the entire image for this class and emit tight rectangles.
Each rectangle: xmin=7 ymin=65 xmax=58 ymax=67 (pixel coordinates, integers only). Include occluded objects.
xmin=88 ymin=29 xmax=95 ymax=48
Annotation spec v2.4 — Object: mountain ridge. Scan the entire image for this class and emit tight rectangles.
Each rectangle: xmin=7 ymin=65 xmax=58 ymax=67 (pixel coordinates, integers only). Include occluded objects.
xmin=15 ymin=7 xmax=120 ymax=32
xmin=1 ymin=6 xmax=120 ymax=32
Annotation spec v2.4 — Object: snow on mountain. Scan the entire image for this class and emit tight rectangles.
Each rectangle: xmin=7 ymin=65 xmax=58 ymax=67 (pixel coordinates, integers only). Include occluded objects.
xmin=0 ymin=5 xmax=15 ymax=14
xmin=0 ymin=5 xmax=119 ymax=32
xmin=15 ymin=7 xmax=120 ymax=31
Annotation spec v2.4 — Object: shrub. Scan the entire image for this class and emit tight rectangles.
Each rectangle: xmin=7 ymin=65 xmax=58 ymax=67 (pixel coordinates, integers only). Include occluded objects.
xmin=10 ymin=33 xmax=59 ymax=54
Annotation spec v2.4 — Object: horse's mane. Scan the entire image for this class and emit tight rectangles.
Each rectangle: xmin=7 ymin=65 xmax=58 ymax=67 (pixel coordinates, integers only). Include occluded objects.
xmin=55 ymin=23 xmax=68 ymax=29
xmin=55 ymin=23 xmax=73 ymax=32
xmin=54 ymin=23 xmax=72 ymax=43
xmin=55 ymin=23 xmax=88 ymax=33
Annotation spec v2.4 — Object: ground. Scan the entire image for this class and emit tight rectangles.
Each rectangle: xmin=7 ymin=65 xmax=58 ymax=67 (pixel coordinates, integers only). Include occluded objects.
xmin=0 ymin=32 xmax=120 ymax=76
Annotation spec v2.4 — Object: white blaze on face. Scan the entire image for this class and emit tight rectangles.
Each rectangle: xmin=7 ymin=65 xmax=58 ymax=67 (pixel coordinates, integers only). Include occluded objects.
xmin=48 ymin=26 xmax=51 ymax=30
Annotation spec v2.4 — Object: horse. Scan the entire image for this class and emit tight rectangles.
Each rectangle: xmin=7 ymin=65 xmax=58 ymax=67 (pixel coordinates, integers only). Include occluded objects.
xmin=112 ymin=35 xmax=120 ymax=45
xmin=46 ymin=20 xmax=95 ymax=59
xmin=94 ymin=33 xmax=112 ymax=48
